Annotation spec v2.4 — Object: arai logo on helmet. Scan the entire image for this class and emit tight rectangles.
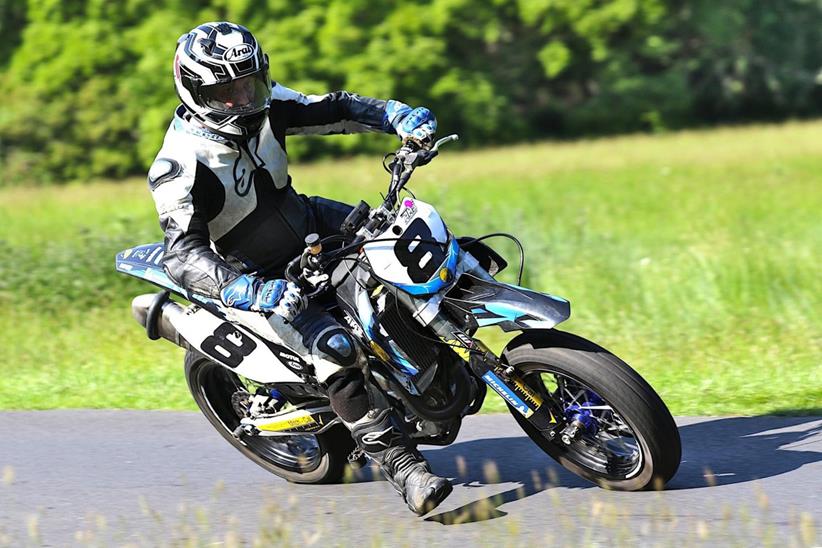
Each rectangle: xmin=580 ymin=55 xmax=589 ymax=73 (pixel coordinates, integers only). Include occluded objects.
xmin=224 ymin=44 xmax=254 ymax=62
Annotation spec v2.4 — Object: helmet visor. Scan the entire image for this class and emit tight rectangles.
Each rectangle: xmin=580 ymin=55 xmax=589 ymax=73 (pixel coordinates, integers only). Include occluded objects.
xmin=199 ymin=71 xmax=270 ymax=114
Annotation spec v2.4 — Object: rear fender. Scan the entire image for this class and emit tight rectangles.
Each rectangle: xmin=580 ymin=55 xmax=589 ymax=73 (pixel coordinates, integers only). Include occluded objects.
xmin=115 ymin=243 xmax=188 ymax=298
xmin=442 ymin=273 xmax=570 ymax=332
xmin=117 ymin=243 xmax=307 ymax=385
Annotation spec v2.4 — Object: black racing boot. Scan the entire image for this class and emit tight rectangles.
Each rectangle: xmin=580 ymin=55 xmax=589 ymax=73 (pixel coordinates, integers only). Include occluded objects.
xmin=347 ymin=409 xmax=452 ymax=515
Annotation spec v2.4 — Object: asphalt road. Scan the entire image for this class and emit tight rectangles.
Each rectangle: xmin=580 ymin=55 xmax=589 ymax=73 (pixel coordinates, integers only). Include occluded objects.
xmin=0 ymin=411 xmax=819 ymax=546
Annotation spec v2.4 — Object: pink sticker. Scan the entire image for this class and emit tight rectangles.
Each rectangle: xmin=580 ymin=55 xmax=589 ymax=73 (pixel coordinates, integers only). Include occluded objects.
xmin=403 ymin=199 xmax=415 ymax=208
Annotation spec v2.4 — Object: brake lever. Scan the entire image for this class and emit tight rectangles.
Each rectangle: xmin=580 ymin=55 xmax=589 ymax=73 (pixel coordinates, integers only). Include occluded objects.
xmin=383 ymin=134 xmax=459 ymax=210
xmin=304 ymin=272 xmax=329 ymax=290
xmin=432 ymin=133 xmax=459 ymax=152
xmin=401 ymin=148 xmax=437 ymax=168
xmin=399 ymin=134 xmax=458 ymax=166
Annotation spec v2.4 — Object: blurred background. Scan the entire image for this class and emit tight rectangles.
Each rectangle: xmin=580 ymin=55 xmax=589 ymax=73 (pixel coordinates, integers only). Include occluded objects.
xmin=0 ymin=1 xmax=819 ymax=414
xmin=4 ymin=0 xmax=822 ymax=182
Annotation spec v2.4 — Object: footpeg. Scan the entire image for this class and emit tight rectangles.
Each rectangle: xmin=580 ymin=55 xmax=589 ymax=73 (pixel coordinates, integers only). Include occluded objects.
xmin=232 ymin=423 xmax=257 ymax=439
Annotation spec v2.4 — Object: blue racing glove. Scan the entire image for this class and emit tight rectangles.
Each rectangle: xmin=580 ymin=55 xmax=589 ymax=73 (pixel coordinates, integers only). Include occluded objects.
xmin=385 ymin=101 xmax=437 ymax=145
xmin=220 ymin=274 xmax=306 ymax=322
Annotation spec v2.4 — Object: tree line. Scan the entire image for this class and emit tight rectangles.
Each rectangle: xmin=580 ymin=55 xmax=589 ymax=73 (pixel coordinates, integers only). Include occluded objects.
xmin=1 ymin=0 xmax=821 ymax=185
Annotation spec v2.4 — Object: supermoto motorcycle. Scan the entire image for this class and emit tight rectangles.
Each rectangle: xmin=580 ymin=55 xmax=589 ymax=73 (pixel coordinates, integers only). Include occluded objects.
xmin=116 ymin=134 xmax=681 ymax=490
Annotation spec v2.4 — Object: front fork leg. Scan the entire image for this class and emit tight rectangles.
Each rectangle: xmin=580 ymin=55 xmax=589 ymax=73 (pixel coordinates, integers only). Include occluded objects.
xmin=467 ymin=342 xmax=556 ymax=431
xmin=429 ymin=316 xmax=557 ymax=431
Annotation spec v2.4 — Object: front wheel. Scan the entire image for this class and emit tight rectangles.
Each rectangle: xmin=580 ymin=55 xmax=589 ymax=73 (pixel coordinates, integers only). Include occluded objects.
xmin=184 ymin=350 xmax=354 ymax=484
xmin=502 ymin=330 xmax=681 ymax=490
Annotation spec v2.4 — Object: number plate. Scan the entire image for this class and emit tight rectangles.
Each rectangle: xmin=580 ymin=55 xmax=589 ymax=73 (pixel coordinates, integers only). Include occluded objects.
xmin=363 ymin=200 xmax=452 ymax=288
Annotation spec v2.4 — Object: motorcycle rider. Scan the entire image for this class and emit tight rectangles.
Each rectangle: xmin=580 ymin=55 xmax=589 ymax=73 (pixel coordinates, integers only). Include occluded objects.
xmin=147 ymin=22 xmax=450 ymax=515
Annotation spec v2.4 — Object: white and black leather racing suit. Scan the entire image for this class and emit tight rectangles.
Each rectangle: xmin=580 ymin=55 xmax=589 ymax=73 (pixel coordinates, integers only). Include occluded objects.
xmin=148 ymin=83 xmax=405 ymax=422
xmin=149 ymin=82 xmax=453 ymax=513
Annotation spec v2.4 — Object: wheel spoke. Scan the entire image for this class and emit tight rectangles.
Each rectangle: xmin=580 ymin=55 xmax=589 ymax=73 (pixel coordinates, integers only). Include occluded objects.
xmin=529 ymin=367 xmax=642 ymax=479
xmin=555 ymin=375 xmax=569 ymax=406
xmin=199 ymin=363 xmax=322 ymax=472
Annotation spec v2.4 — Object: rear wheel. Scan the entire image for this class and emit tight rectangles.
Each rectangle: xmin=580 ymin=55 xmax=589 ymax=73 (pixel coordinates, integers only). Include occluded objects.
xmin=503 ymin=330 xmax=681 ymax=490
xmin=184 ymin=350 xmax=354 ymax=484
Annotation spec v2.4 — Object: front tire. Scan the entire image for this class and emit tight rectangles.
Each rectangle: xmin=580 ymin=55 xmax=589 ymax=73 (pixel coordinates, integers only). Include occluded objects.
xmin=503 ymin=330 xmax=681 ymax=490
xmin=184 ymin=350 xmax=354 ymax=484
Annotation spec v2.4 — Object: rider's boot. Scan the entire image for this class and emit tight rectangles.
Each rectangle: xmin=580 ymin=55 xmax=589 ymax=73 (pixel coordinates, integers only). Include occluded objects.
xmin=346 ymin=408 xmax=452 ymax=515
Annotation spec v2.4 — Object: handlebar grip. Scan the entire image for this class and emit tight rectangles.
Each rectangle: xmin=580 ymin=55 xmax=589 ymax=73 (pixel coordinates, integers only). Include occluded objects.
xmin=284 ymin=257 xmax=302 ymax=284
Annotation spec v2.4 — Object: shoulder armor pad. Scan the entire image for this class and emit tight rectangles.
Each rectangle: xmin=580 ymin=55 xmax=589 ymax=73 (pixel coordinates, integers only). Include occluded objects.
xmin=148 ymin=158 xmax=183 ymax=189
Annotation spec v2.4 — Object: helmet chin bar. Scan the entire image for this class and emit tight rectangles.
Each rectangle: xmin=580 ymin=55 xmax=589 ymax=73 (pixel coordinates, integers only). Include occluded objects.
xmin=234 ymin=110 xmax=269 ymax=137
xmin=189 ymin=108 xmax=269 ymax=141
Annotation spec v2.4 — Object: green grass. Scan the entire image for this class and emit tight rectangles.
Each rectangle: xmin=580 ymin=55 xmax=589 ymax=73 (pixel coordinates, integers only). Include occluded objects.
xmin=1 ymin=121 xmax=820 ymax=414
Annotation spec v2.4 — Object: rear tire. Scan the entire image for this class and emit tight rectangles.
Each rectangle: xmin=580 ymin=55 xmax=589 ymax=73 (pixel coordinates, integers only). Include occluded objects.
xmin=503 ymin=330 xmax=681 ymax=490
xmin=184 ymin=350 xmax=354 ymax=484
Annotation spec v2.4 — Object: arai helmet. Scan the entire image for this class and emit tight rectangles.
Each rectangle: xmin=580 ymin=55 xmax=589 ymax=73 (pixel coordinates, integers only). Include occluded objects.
xmin=174 ymin=22 xmax=271 ymax=139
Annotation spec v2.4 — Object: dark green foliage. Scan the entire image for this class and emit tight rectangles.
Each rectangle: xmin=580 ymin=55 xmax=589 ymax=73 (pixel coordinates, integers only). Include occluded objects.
xmin=1 ymin=0 xmax=822 ymax=185
xmin=0 ymin=0 xmax=27 ymax=64
xmin=670 ymin=0 xmax=822 ymax=122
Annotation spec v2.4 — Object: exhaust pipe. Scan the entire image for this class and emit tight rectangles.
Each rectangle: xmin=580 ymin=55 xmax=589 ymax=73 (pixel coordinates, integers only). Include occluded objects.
xmin=131 ymin=292 xmax=189 ymax=348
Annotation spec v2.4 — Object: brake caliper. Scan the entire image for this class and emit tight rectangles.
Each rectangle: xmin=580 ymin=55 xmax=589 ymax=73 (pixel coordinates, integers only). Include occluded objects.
xmin=560 ymin=391 xmax=602 ymax=445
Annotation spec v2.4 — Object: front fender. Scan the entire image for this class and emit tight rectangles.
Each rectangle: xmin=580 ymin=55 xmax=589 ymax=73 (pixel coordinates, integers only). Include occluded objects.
xmin=442 ymin=273 xmax=570 ymax=332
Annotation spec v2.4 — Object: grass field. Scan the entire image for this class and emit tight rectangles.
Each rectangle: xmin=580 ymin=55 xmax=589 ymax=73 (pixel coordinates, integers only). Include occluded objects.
xmin=0 ymin=121 xmax=820 ymax=414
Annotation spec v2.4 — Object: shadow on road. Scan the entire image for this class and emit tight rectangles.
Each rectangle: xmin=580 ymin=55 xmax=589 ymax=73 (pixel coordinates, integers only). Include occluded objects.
xmin=670 ymin=416 xmax=822 ymax=489
xmin=422 ymin=415 xmax=822 ymax=525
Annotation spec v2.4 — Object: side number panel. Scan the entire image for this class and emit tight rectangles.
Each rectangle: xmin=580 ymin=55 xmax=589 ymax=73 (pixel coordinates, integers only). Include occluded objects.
xmin=201 ymin=322 xmax=257 ymax=368
xmin=174 ymin=307 xmax=304 ymax=384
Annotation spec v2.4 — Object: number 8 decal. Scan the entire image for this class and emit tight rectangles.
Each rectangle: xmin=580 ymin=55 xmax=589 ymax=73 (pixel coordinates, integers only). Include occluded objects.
xmin=394 ymin=218 xmax=444 ymax=283
xmin=201 ymin=323 xmax=257 ymax=368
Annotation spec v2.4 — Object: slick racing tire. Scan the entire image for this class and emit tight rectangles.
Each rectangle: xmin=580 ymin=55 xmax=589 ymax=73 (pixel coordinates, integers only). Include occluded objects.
xmin=184 ymin=350 xmax=354 ymax=484
xmin=502 ymin=330 xmax=681 ymax=491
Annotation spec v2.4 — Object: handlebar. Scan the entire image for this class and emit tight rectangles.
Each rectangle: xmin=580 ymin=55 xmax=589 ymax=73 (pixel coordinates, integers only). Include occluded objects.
xmin=286 ymin=133 xmax=460 ymax=298
xmin=384 ymin=133 xmax=459 ymax=210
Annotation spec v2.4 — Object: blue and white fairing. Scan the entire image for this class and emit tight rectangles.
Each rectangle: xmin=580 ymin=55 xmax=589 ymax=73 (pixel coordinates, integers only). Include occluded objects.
xmin=442 ymin=273 xmax=571 ymax=333
xmin=115 ymin=242 xmax=308 ymax=385
xmin=362 ymin=199 xmax=459 ymax=297
xmin=359 ymin=197 xmax=570 ymax=334
xmin=115 ymin=243 xmax=185 ymax=294
xmin=115 ymin=243 xmax=220 ymax=306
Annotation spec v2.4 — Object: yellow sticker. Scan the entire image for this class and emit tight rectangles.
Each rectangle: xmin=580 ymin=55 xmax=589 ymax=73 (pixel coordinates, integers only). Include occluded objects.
xmin=257 ymin=411 xmax=317 ymax=432
xmin=370 ymin=341 xmax=390 ymax=363
xmin=443 ymin=339 xmax=471 ymax=361
xmin=512 ymin=377 xmax=544 ymax=408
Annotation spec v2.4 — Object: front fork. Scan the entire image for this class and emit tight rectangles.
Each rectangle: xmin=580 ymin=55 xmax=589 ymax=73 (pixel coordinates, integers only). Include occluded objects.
xmin=469 ymin=342 xmax=557 ymax=431
xmin=428 ymin=316 xmax=557 ymax=432
xmin=465 ymin=338 xmax=595 ymax=445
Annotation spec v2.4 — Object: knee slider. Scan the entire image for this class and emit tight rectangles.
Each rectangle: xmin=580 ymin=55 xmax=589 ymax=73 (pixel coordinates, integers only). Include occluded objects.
xmin=314 ymin=327 xmax=359 ymax=367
